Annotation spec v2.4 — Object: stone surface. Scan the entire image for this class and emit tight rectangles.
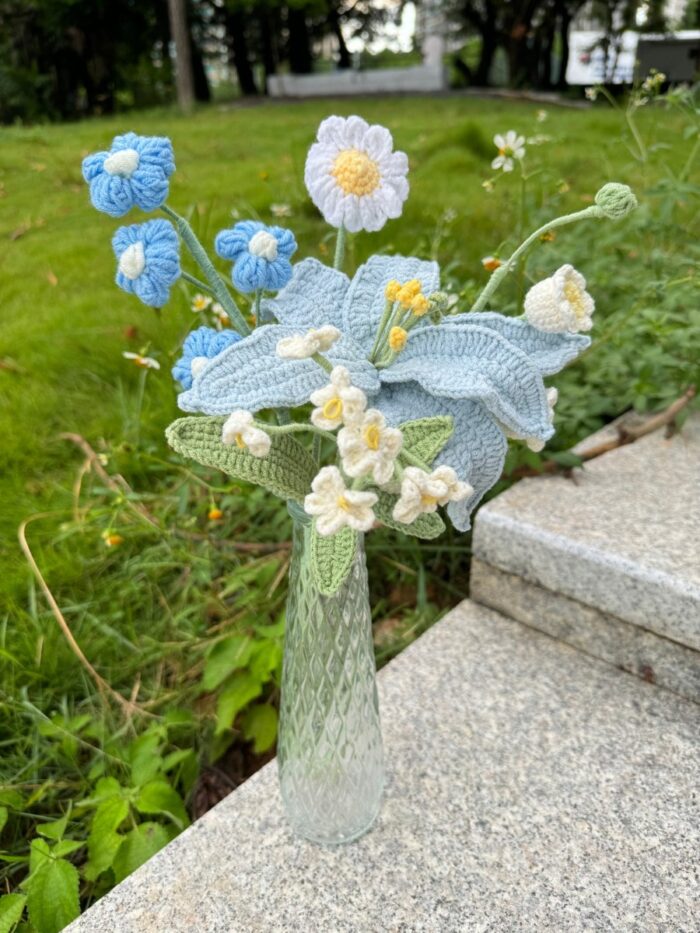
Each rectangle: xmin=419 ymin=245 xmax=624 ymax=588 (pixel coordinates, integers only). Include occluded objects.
xmin=472 ymin=418 xmax=700 ymax=651
xmin=471 ymin=557 xmax=700 ymax=704
xmin=68 ymin=602 xmax=699 ymax=933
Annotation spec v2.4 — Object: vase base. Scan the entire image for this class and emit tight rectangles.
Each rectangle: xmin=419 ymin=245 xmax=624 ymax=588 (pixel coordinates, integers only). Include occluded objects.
xmin=286 ymin=802 xmax=382 ymax=847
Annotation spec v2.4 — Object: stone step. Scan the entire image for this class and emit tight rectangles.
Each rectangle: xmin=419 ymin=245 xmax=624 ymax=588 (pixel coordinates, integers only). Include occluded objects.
xmin=67 ymin=602 xmax=699 ymax=932
xmin=471 ymin=415 xmax=700 ymax=701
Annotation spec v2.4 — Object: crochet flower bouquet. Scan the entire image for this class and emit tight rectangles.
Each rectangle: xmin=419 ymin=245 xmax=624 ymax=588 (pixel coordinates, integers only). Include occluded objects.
xmin=83 ymin=117 xmax=635 ymax=845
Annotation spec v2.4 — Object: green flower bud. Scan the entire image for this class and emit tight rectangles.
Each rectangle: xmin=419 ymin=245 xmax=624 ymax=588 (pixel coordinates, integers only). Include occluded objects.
xmin=594 ymin=183 xmax=638 ymax=220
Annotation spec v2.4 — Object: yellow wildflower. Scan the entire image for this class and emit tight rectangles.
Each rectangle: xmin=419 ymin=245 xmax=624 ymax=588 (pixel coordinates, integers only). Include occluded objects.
xmin=481 ymin=256 xmax=502 ymax=272
xmin=208 ymin=507 xmax=223 ymax=521
xmin=539 ymin=231 xmax=556 ymax=243
xmin=389 ymin=326 xmax=407 ymax=351
xmin=103 ymin=533 xmax=124 ymax=548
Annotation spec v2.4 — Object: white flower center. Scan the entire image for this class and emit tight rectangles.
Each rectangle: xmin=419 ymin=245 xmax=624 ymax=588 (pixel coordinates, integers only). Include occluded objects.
xmin=117 ymin=242 xmax=146 ymax=280
xmin=104 ymin=148 xmax=140 ymax=178
xmin=191 ymin=356 xmax=208 ymax=376
xmin=248 ymin=230 xmax=278 ymax=261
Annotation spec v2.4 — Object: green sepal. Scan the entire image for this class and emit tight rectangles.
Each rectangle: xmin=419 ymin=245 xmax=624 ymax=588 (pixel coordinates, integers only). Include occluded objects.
xmin=374 ymin=492 xmax=445 ymax=539
xmin=399 ymin=416 xmax=454 ymax=466
xmin=166 ymin=416 xmax=316 ymax=503
xmin=310 ymin=522 xmax=358 ymax=596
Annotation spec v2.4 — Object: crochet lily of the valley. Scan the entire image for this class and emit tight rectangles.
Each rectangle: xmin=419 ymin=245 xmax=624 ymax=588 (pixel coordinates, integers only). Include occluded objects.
xmin=82 ymin=115 xmax=637 ymax=596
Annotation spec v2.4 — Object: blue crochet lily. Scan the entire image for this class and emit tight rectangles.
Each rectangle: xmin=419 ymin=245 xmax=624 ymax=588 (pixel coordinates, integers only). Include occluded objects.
xmin=172 ymin=326 xmax=242 ymax=390
xmin=113 ymin=219 xmax=181 ymax=307
xmin=82 ymin=132 xmax=175 ymax=217
xmin=215 ymin=221 xmax=297 ymax=293
xmin=177 ymin=256 xmax=589 ymax=530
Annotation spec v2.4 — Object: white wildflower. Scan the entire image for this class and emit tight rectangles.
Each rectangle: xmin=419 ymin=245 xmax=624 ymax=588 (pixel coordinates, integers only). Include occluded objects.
xmin=221 ymin=410 xmax=271 ymax=458
xmin=304 ymin=115 xmax=409 ymax=233
xmin=270 ymin=203 xmax=292 ymax=218
xmin=524 ymin=264 xmax=595 ymax=333
xmin=491 ymin=131 xmax=526 ymax=172
xmin=393 ymin=466 xmax=472 ymax=525
xmin=585 ymin=87 xmax=598 ymax=101
xmin=310 ymin=366 xmax=367 ymax=430
xmin=191 ymin=294 xmax=211 ymax=313
xmin=304 ymin=466 xmax=378 ymax=536
xmin=338 ymin=409 xmax=403 ymax=486
xmin=122 ymin=351 xmax=160 ymax=370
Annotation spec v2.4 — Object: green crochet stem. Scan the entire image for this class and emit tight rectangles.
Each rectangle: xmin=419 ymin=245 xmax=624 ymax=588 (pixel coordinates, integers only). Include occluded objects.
xmin=399 ymin=448 xmax=433 ymax=473
xmin=470 ymin=205 xmax=604 ymax=313
xmin=181 ymin=270 xmax=214 ymax=295
xmin=369 ymin=299 xmax=395 ymax=363
xmin=311 ymin=352 xmax=333 ymax=373
xmin=333 ymin=224 xmax=347 ymax=270
xmin=162 ymin=204 xmax=251 ymax=337
xmin=263 ymin=422 xmax=337 ymax=444
xmin=253 ymin=289 xmax=264 ymax=325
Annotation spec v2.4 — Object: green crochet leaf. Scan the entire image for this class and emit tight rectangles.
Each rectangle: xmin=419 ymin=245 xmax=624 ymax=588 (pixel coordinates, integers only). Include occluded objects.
xmin=166 ymin=417 xmax=316 ymax=503
xmin=399 ymin=416 xmax=454 ymax=466
xmin=374 ymin=492 xmax=445 ymax=539
xmin=310 ymin=523 xmax=358 ymax=597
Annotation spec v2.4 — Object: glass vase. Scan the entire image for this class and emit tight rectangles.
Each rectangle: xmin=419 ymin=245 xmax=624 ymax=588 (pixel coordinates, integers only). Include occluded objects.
xmin=277 ymin=510 xmax=384 ymax=845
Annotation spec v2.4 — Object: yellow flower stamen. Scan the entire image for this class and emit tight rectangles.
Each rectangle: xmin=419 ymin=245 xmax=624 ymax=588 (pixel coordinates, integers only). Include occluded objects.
xmin=389 ymin=326 xmax=407 ymax=352
xmin=410 ymin=294 xmax=429 ymax=316
xmin=397 ymin=279 xmax=422 ymax=308
xmin=563 ymin=281 xmax=587 ymax=319
xmin=421 ymin=495 xmax=438 ymax=508
xmin=234 ymin=433 xmax=246 ymax=449
xmin=363 ymin=424 xmax=381 ymax=451
xmin=322 ymin=397 xmax=343 ymax=421
xmin=385 ymin=280 xmax=401 ymax=302
xmin=331 ymin=149 xmax=381 ymax=197
xmin=337 ymin=495 xmax=350 ymax=512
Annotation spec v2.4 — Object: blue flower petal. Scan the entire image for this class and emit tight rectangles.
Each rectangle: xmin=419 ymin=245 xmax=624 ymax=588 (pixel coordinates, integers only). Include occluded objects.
xmin=341 ymin=255 xmax=440 ymax=354
xmin=215 ymin=224 xmax=259 ymax=262
xmin=178 ymin=324 xmax=376 ymax=415
xmin=83 ymin=132 xmax=174 ymax=217
xmin=377 ymin=382 xmax=508 ymax=532
xmin=380 ymin=323 xmax=553 ymax=439
xmin=172 ymin=326 xmax=242 ymax=389
xmin=446 ymin=313 xmax=591 ymax=375
xmin=112 ymin=219 xmax=180 ymax=308
xmin=260 ymin=258 xmax=349 ymax=331
xmin=81 ymin=151 xmax=107 ymax=183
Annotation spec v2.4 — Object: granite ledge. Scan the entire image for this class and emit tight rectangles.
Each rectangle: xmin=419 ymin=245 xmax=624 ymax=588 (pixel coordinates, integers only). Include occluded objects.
xmin=68 ymin=601 xmax=700 ymax=933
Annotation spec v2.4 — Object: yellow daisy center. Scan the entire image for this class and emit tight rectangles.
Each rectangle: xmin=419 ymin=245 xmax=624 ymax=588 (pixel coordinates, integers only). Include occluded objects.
xmin=499 ymin=146 xmax=514 ymax=157
xmin=332 ymin=149 xmax=381 ymax=197
xmin=322 ymin=397 xmax=343 ymax=421
xmin=563 ymin=280 xmax=587 ymax=319
xmin=234 ymin=433 xmax=246 ymax=449
xmin=363 ymin=424 xmax=381 ymax=451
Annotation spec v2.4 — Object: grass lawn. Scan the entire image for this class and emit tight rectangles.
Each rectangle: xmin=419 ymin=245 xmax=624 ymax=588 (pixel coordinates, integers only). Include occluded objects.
xmin=0 ymin=94 xmax=697 ymax=918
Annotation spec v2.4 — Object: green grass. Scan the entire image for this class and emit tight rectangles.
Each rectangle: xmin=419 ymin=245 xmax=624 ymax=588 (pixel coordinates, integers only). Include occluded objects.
xmin=0 ymin=94 xmax=697 ymax=924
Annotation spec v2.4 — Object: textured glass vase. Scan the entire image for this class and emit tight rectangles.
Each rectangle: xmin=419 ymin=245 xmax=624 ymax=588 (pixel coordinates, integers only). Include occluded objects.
xmin=277 ymin=512 xmax=384 ymax=845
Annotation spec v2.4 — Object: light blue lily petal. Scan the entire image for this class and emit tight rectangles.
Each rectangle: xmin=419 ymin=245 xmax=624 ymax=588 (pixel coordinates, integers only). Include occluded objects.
xmin=445 ymin=313 xmax=590 ymax=375
xmin=377 ymin=382 xmax=508 ymax=532
xmin=177 ymin=324 xmax=376 ymax=415
xmin=380 ymin=323 xmax=552 ymax=439
xmin=260 ymin=258 xmax=350 ymax=331
xmin=341 ymin=255 xmax=440 ymax=354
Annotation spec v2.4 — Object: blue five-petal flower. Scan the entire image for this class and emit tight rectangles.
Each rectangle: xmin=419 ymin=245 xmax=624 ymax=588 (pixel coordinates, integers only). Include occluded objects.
xmin=215 ymin=221 xmax=297 ymax=293
xmin=172 ymin=326 xmax=242 ymax=390
xmin=112 ymin=219 xmax=180 ymax=307
xmin=178 ymin=256 xmax=590 ymax=530
xmin=82 ymin=132 xmax=175 ymax=217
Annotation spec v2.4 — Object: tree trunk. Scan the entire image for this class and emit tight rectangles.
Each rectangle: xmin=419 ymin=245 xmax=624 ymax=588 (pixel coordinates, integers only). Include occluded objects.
xmin=191 ymin=40 xmax=211 ymax=102
xmin=288 ymin=6 xmax=313 ymax=74
xmin=167 ymin=0 xmax=195 ymax=112
xmin=556 ymin=4 xmax=572 ymax=89
xmin=258 ymin=7 xmax=278 ymax=83
xmin=328 ymin=3 xmax=351 ymax=69
xmin=226 ymin=9 xmax=259 ymax=96
xmin=474 ymin=6 xmax=498 ymax=86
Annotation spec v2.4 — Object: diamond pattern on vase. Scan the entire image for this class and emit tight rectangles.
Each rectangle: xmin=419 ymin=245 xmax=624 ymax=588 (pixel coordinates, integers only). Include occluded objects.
xmin=277 ymin=521 xmax=384 ymax=844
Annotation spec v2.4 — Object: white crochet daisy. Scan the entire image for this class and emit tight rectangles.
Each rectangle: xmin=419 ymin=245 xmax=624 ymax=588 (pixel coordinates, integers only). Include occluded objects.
xmin=304 ymin=115 xmax=409 ymax=233
xmin=310 ymin=366 xmax=367 ymax=431
xmin=221 ymin=410 xmax=271 ymax=458
xmin=524 ymin=264 xmax=595 ymax=333
xmin=338 ymin=409 xmax=403 ymax=486
xmin=491 ymin=131 xmax=526 ymax=172
xmin=304 ymin=466 xmax=378 ymax=536
xmin=393 ymin=466 xmax=472 ymax=525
